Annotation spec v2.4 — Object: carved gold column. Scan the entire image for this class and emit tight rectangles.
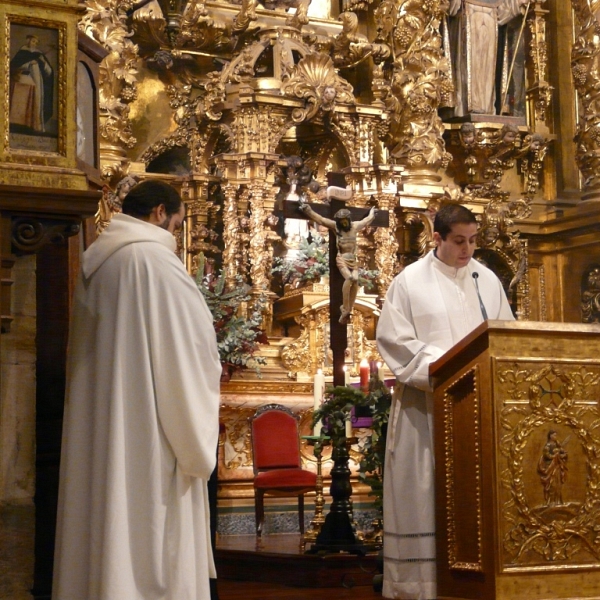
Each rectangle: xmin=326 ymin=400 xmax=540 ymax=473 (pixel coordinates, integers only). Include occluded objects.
xmin=571 ymin=0 xmax=600 ymax=198
xmin=80 ymin=0 xmax=139 ymax=182
xmin=526 ymin=0 xmax=553 ymax=128
xmin=376 ymin=0 xmax=453 ymax=182
xmin=374 ymin=191 xmax=399 ymax=298
xmin=221 ymin=182 xmax=240 ymax=287
xmin=248 ymin=181 xmax=270 ymax=294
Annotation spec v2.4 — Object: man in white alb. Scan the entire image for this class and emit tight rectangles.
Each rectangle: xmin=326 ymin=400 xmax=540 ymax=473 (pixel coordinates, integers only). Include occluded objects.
xmin=376 ymin=204 xmax=514 ymax=599
xmin=53 ymin=180 xmax=221 ymax=600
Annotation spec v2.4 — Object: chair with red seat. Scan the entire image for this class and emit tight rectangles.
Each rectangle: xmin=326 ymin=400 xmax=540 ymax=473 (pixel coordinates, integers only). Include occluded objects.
xmin=249 ymin=403 xmax=317 ymax=537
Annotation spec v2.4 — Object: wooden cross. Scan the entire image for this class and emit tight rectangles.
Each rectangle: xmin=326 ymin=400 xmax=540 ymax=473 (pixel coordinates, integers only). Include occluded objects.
xmin=282 ymin=177 xmax=389 ymax=388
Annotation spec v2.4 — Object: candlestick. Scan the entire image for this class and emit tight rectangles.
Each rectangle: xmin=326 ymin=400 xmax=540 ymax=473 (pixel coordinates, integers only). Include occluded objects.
xmin=359 ymin=358 xmax=369 ymax=392
xmin=377 ymin=361 xmax=385 ymax=383
xmin=313 ymin=369 xmax=325 ymax=436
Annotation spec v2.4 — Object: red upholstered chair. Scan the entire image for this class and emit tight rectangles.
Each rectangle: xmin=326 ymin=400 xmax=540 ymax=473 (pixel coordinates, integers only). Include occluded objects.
xmin=250 ymin=404 xmax=317 ymax=537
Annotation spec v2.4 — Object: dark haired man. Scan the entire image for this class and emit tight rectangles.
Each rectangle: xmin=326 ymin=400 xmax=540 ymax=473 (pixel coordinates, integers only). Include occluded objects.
xmin=53 ymin=180 xmax=221 ymax=600
xmin=376 ymin=203 xmax=513 ymax=599
xmin=299 ymin=200 xmax=377 ymax=323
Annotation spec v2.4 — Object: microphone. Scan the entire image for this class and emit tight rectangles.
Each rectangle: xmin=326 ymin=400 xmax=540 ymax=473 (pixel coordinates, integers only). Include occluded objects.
xmin=472 ymin=272 xmax=489 ymax=321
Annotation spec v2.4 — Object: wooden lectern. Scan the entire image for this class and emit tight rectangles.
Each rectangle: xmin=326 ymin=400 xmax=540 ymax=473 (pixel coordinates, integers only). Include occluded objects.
xmin=430 ymin=320 xmax=600 ymax=600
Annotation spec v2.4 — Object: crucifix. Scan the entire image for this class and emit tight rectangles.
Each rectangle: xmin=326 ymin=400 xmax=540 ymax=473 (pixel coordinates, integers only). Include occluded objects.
xmin=282 ymin=177 xmax=389 ymax=388
xmin=283 ymin=176 xmax=389 ymax=552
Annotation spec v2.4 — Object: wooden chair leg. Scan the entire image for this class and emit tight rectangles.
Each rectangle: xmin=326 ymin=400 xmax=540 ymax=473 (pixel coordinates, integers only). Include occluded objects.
xmin=255 ymin=489 xmax=265 ymax=537
xmin=298 ymin=494 xmax=305 ymax=534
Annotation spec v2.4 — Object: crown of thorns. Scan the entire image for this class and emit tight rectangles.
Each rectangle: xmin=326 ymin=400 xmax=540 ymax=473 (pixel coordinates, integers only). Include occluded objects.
xmin=334 ymin=209 xmax=352 ymax=220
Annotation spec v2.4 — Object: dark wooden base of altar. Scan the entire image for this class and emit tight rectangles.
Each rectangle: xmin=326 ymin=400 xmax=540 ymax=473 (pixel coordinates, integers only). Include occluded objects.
xmin=215 ymin=533 xmax=379 ymax=588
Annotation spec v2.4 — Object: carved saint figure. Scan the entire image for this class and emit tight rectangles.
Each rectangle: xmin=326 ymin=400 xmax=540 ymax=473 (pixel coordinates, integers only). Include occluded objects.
xmin=537 ymin=430 xmax=568 ymax=507
xmin=447 ymin=0 xmax=529 ymax=116
xmin=298 ymin=201 xmax=377 ymax=324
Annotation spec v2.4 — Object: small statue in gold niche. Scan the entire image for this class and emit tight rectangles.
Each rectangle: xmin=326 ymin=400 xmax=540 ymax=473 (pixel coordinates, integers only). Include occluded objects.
xmin=537 ymin=430 xmax=569 ymax=507
xmin=582 ymin=266 xmax=600 ymax=323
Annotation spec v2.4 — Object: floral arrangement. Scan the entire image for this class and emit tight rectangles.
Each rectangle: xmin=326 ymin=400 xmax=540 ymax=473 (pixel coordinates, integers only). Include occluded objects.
xmin=272 ymin=231 xmax=379 ymax=290
xmin=196 ymin=257 xmax=268 ymax=378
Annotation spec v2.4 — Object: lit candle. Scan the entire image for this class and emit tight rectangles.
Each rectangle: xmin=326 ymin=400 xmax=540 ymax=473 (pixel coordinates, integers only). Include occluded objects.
xmin=359 ymin=358 xmax=369 ymax=392
xmin=314 ymin=420 xmax=322 ymax=438
xmin=343 ymin=365 xmax=350 ymax=386
xmin=314 ymin=369 xmax=325 ymax=410
xmin=377 ymin=361 xmax=385 ymax=383
xmin=313 ymin=369 xmax=325 ymax=436
xmin=345 ymin=415 xmax=352 ymax=438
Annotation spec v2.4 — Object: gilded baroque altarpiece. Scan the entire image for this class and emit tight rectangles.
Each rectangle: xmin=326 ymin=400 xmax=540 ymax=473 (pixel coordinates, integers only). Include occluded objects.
xmin=73 ymin=0 xmax=600 ymax=493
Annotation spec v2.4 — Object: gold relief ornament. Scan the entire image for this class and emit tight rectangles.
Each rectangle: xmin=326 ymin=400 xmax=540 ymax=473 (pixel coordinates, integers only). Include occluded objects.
xmin=518 ymin=132 xmax=549 ymax=199
xmin=527 ymin=1 xmax=553 ymax=123
xmin=331 ymin=12 xmax=390 ymax=69
xmin=283 ymin=0 xmax=312 ymax=30
xmin=232 ymin=0 xmax=260 ymax=33
xmin=95 ymin=174 xmax=138 ymax=233
xmin=497 ymin=362 xmax=600 ymax=565
xmin=219 ymin=405 xmax=255 ymax=470
xmin=374 ymin=0 xmax=453 ymax=173
xmin=571 ymin=0 xmax=600 ymax=193
xmin=281 ymin=53 xmax=355 ymax=124
xmin=175 ymin=0 xmax=231 ymax=50
xmin=372 ymin=194 xmax=399 ymax=298
xmin=281 ymin=313 xmax=312 ymax=374
xmin=581 ymin=265 xmax=600 ymax=323
xmin=80 ymin=0 xmax=139 ymax=151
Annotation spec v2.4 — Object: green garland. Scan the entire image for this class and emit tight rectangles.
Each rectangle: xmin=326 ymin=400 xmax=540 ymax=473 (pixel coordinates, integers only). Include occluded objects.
xmin=313 ymin=381 xmax=392 ymax=509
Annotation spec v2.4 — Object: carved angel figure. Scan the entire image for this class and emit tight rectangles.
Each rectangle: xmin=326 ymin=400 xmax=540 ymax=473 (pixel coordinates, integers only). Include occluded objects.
xmin=281 ymin=54 xmax=354 ymax=123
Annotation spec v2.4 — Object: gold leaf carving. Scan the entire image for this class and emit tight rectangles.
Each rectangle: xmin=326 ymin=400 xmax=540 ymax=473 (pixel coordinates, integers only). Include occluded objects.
xmin=497 ymin=361 xmax=600 ymax=568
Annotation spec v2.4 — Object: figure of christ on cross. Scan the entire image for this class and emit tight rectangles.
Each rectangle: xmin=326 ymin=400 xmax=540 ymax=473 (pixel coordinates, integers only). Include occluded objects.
xmin=298 ymin=199 xmax=377 ymax=325
xmin=282 ymin=188 xmax=388 ymax=389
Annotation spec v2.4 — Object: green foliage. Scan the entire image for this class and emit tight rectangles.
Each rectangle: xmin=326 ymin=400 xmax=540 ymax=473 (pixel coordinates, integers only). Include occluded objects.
xmin=196 ymin=256 xmax=267 ymax=377
xmin=272 ymin=231 xmax=379 ymax=290
xmin=272 ymin=231 xmax=329 ymax=287
xmin=357 ymin=384 xmax=391 ymax=511
xmin=313 ymin=380 xmax=391 ymax=510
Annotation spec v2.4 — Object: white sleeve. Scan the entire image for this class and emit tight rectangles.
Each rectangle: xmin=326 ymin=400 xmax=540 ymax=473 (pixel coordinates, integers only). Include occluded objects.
xmin=150 ymin=251 xmax=221 ymax=479
xmin=376 ymin=275 xmax=446 ymax=392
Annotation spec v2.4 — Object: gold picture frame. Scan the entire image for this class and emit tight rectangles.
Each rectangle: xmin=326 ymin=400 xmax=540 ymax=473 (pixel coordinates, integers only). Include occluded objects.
xmin=4 ymin=16 xmax=66 ymax=158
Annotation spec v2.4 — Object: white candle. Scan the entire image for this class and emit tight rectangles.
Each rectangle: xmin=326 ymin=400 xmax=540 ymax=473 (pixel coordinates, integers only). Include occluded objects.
xmin=314 ymin=369 xmax=325 ymax=410
xmin=343 ymin=365 xmax=350 ymax=386
xmin=345 ymin=415 xmax=352 ymax=438
xmin=313 ymin=369 xmax=325 ymax=436
xmin=377 ymin=361 xmax=385 ymax=383
xmin=314 ymin=420 xmax=322 ymax=437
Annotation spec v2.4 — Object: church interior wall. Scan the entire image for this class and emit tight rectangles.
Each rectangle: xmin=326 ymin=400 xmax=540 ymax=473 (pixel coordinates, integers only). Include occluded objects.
xmin=0 ymin=255 xmax=36 ymax=505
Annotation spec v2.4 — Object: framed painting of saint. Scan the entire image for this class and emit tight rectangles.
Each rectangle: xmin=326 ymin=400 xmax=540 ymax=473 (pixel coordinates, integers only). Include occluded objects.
xmin=7 ymin=20 xmax=63 ymax=154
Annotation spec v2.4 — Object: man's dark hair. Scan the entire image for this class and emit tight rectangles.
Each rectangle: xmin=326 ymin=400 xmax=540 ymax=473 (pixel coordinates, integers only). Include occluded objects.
xmin=121 ymin=180 xmax=182 ymax=218
xmin=334 ymin=208 xmax=352 ymax=232
xmin=434 ymin=204 xmax=477 ymax=240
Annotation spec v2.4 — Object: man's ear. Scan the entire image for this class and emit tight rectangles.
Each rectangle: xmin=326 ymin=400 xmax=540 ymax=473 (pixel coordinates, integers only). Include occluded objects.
xmin=148 ymin=203 xmax=166 ymax=225
xmin=433 ymin=231 xmax=442 ymax=246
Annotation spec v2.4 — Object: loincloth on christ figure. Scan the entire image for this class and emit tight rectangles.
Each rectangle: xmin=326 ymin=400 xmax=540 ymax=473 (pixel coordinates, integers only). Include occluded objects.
xmin=336 ymin=253 xmax=358 ymax=271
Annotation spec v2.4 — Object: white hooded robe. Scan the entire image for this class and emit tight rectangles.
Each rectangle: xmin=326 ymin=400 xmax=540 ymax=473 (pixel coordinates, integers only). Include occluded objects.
xmin=53 ymin=213 xmax=221 ymax=600
xmin=376 ymin=251 xmax=514 ymax=599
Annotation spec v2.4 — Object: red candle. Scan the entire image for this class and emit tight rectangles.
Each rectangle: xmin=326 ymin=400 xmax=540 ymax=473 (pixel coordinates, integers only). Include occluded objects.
xmin=359 ymin=358 xmax=369 ymax=392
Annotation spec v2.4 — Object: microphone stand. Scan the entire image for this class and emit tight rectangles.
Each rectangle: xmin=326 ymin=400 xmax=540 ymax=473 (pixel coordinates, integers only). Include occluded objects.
xmin=472 ymin=272 xmax=489 ymax=321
